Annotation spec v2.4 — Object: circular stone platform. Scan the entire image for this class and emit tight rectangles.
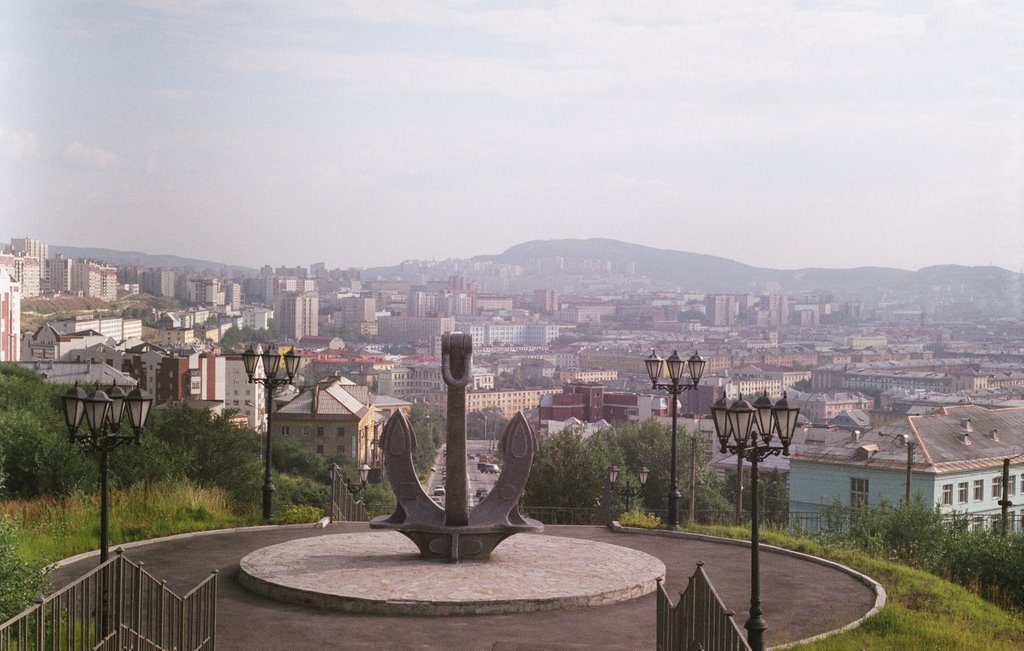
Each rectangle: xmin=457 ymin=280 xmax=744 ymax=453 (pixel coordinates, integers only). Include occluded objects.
xmin=239 ymin=531 xmax=665 ymax=616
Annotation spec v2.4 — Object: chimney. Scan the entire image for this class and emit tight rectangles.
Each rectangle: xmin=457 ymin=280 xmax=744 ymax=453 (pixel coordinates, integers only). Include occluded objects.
xmin=988 ymin=428 xmax=998 ymax=442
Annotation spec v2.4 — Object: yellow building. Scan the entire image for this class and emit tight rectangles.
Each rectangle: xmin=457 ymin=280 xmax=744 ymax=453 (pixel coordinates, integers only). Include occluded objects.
xmin=273 ymin=377 xmax=376 ymax=464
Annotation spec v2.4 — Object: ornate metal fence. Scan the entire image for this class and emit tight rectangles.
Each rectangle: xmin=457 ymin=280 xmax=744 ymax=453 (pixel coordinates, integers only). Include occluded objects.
xmin=329 ymin=464 xmax=369 ymax=522
xmin=657 ymin=562 xmax=750 ymax=651
xmin=0 ymin=549 xmax=217 ymax=651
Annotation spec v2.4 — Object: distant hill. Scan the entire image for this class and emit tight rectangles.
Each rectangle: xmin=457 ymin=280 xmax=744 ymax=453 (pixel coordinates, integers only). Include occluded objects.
xmin=49 ymin=245 xmax=257 ymax=276
xmin=39 ymin=238 xmax=1023 ymax=309
xmin=482 ymin=238 xmax=1023 ymax=299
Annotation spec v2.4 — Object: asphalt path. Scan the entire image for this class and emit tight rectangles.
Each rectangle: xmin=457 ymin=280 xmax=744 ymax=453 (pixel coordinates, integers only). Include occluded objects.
xmin=51 ymin=523 xmax=879 ymax=650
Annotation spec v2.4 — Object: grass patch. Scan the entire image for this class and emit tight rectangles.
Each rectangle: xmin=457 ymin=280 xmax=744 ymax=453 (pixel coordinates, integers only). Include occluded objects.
xmin=1 ymin=480 xmax=255 ymax=564
xmin=677 ymin=524 xmax=1024 ymax=650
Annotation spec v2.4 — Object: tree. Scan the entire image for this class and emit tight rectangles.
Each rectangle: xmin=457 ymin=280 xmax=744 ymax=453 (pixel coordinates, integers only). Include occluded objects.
xmin=0 ymin=367 xmax=95 ymax=499
xmin=594 ymin=420 xmax=729 ymax=516
xmin=121 ymin=402 xmax=263 ymax=507
xmin=524 ymin=427 xmax=612 ymax=508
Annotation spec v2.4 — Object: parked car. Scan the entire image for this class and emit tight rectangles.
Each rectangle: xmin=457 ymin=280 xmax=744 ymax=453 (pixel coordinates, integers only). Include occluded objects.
xmin=432 ymin=486 xmax=446 ymax=497
xmin=475 ymin=488 xmax=489 ymax=499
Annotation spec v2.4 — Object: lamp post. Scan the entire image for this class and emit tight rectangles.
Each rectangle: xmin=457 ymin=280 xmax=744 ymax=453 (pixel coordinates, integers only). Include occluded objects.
xmin=711 ymin=391 xmax=800 ymax=651
xmin=344 ymin=463 xmax=372 ymax=496
xmin=243 ymin=343 xmax=301 ymax=520
xmin=608 ymin=465 xmax=649 ymax=512
xmin=644 ymin=349 xmax=706 ymax=527
xmin=61 ymin=383 xmax=153 ymax=563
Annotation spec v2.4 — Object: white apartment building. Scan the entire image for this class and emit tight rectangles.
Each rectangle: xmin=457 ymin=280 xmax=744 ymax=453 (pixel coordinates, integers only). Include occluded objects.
xmin=0 ymin=271 xmax=20 ymax=361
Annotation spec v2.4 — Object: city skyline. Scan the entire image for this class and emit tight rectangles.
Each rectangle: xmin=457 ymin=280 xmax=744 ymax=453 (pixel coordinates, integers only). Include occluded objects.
xmin=2 ymin=2 xmax=1023 ymax=273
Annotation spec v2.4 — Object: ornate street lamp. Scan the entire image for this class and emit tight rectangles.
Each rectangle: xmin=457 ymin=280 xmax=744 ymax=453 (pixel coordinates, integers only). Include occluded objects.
xmin=344 ymin=463 xmax=372 ymax=496
xmin=62 ymin=383 xmax=153 ymax=563
xmin=710 ymin=391 xmax=799 ymax=651
xmin=644 ymin=349 xmax=706 ymax=527
xmin=608 ymin=465 xmax=649 ymax=512
xmin=243 ymin=343 xmax=302 ymax=520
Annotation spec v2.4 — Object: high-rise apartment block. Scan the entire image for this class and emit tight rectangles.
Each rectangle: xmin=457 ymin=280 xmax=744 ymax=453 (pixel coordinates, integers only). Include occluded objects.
xmin=10 ymin=237 xmax=48 ymax=289
xmin=70 ymin=260 xmax=118 ymax=301
xmin=335 ymin=297 xmax=376 ymax=329
xmin=140 ymin=268 xmax=176 ymax=297
xmin=276 ymin=291 xmax=318 ymax=340
xmin=0 ymin=252 xmax=41 ymax=298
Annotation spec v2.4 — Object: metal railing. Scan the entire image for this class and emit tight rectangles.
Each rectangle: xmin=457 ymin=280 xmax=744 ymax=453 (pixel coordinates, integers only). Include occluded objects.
xmin=329 ymin=464 xmax=370 ymax=522
xmin=657 ymin=562 xmax=750 ymax=651
xmin=781 ymin=510 xmax=1024 ymax=535
xmin=0 ymin=549 xmax=217 ymax=651
xmin=519 ymin=506 xmax=596 ymax=525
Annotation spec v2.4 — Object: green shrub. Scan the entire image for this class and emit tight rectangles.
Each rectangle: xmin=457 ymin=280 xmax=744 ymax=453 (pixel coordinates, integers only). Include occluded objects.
xmin=359 ymin=483 xmax=396 ymax=518
xmin=0 ymin=516 xmax=50 ymax=621
xmin=272 ymin=473 xmax=330 ymax=513
xmin=278 ymin=504 xmax=324 ymax=524
xmin=618 ymin=509 xmax=662 ymax=529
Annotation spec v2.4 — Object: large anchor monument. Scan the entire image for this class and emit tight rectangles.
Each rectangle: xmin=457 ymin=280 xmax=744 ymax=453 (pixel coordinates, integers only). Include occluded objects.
xmin=371 ymin=332 xmax=542 ymax=561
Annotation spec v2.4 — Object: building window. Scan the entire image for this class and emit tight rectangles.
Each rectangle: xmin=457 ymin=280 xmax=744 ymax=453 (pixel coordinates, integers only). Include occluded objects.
xmin=302 ymin=427 xmax=310 ymax=437
xmin=1010 ymin=476 xmax=1017 ymax=497
xmin=337 ymin=426 xmax=345 ymax=437
xmin=992 ymin=477 xmax=1003 ymax=499
xmin=941 ymin=484 xmax=953 ymax=506
xmin=316 ymin=445 xmax=324 ymax=455
xmin=958 ymin=482 xmax=968 ymax=504
xmin=317 ymin=427 xmax=324 ymax=438
xmin=850 ymin=478 xmax=869 ymax=511
xmin=280 ymin=426 xmax=289 ymax=437
xmin=973 ymin=479 xmax=984 ymax=502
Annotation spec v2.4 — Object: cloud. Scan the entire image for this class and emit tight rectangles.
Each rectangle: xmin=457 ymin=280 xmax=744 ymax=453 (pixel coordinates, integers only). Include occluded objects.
xmin=64 ymin=142 xmax=117 ymax=169
xmin=0 ymin=126 xmax=39 ymax=158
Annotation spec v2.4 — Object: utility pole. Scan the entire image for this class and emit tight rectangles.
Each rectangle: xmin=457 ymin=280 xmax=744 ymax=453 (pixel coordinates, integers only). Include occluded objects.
xmin=688 ymin=417 xmax=699 ymax=523
xmin=999 ymin=457 xmax=1013 ymax=536
xmin=904 ymin=440 xmax=915 ymax=502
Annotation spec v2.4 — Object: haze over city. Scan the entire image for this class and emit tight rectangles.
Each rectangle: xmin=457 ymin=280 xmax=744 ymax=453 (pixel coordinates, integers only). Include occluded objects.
xmin=2 ymin=2 xmax=1022 ymax=272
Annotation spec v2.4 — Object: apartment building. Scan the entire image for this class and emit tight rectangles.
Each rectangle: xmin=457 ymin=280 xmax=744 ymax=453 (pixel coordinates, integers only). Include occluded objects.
xmin=70 ymin=259 xmax=118 ymax=301
xmin=0 ymin=252 xmax=41 ymax=298
xmin=0 ymin=271 xmax=20 ymax=361
xmin=276 ymin=291 xmax=318 ymax=340
xmin=273 ymin=377 xmax=376 ymax=463
xmin=377 ymin=316 xmax=454 ymax=346
xmin=465 ymin=387 xmax=562 ymax=418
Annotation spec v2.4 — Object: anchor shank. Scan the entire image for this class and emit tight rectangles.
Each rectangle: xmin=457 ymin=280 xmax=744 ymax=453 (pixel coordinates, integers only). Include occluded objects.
xmin=443 ymin=333 xmax=470 ymax=527
xmin=446 ymin=382 xmax=468 ymax=526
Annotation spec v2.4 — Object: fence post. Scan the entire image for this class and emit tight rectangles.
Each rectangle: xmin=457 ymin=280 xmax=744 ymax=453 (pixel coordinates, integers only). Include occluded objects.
xmin=33 ymin=595 xmax=45 ymax=649
xmin=210 ymin=569 xmax=219 ymax=649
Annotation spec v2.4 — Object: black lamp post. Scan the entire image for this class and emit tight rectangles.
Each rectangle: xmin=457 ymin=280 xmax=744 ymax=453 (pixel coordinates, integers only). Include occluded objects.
xmin=62 ymin=383 xmax=153 ymax=563
xmin=609 ymin=465 xmax=649 ymax=512
xmin=710 ymin=391 xmax=799 ymax=651
xmin=243 ymin=343 xmax=301 ymax=520
xmin=344 ymin=463 xmax=372 ymax=495
xmin=644 ymin=349 xmax=706 ymax=527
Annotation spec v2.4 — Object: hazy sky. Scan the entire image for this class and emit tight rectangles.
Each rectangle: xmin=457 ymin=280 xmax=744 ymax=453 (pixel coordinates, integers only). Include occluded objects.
xmin=2 ymin=1 xmax=1022 ymax=272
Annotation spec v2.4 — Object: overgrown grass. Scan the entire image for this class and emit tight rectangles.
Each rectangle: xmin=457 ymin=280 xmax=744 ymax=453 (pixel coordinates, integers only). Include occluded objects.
xmin=680 ymin=524 xmax=1024 ymax=650
xmin=1 ymin=480 xmax=254 ymax=564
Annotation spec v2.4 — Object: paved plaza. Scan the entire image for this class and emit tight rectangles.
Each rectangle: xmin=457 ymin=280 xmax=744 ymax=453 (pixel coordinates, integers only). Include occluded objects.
xmin=51 ymin=523 xmax=880 ymax=650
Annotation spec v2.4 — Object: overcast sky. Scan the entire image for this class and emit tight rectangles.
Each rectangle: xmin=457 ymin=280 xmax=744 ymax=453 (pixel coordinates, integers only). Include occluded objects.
xmin=1 ymin=1 xmax=1022 ymax=272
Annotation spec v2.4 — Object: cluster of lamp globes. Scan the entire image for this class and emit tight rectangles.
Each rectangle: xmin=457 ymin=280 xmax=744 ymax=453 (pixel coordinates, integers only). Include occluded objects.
xmin=644 ymin=348 xmax=800 ymax=456
xmin=242 ymin=343 xmax=301 ymax=382
xmin=61 ymin=383 xmax=154 ymax=443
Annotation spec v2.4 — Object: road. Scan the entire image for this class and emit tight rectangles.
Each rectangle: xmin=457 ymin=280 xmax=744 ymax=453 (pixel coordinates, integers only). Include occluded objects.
xmin=426 ymin=440 xmax=499 ymax=508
